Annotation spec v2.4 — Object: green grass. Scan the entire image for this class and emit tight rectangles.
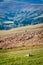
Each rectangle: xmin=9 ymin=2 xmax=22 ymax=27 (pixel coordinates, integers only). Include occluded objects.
xmin=0 ymin=47 xmax=43 ymax=65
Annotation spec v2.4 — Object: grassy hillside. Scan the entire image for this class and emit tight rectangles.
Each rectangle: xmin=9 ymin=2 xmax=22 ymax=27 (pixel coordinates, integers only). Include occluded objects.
xmin=0 ymin=23 xmax=43 ymax=49
xmin=0 ymin=23 xmax=43 ymax=65
xmin=0 ymin=23 xmax=43 ymax=36
xmin=0 ymin=47 xmax=43 ymax=65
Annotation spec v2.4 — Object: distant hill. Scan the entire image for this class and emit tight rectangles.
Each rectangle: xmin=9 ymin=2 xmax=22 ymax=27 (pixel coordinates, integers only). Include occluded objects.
xmin=0 ymin=1 xmax=43 ymax=30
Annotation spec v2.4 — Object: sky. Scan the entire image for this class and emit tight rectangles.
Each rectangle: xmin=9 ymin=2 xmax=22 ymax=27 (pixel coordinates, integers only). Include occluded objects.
xmin=0 ymin=0 xmax=43 ymax=4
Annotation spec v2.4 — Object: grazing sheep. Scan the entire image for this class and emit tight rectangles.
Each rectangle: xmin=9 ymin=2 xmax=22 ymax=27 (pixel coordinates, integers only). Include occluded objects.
xmin=25 ymin=53 xmax=33 ymax=57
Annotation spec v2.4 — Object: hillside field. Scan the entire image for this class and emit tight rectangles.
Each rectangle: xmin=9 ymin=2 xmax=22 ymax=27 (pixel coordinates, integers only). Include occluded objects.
xmin=0 ymin=23 xmax=43 ymax=65
xmin=0 ymin=47 xmax=43 ymax=65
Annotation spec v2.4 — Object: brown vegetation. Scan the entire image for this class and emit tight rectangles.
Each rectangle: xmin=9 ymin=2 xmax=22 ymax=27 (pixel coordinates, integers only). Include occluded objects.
xmin=0 ymin=23 xmax=43 ymax=49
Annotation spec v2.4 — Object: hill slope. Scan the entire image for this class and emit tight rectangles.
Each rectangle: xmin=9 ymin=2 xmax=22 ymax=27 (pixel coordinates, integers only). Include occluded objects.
xmin=0 ymin=23 xmax=43 ymax=49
